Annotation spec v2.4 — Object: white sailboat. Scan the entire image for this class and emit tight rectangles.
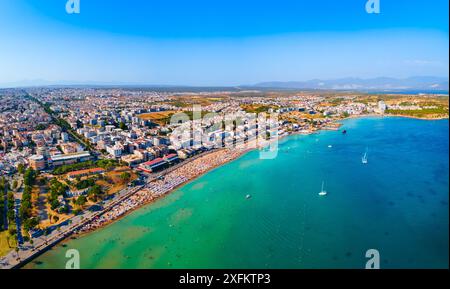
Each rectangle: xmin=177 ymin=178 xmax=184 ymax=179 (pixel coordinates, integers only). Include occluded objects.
xmin=318 ymin=181 xmax=327 ymax=196
xmin=362 ymin=147 xmax=368 ymax=164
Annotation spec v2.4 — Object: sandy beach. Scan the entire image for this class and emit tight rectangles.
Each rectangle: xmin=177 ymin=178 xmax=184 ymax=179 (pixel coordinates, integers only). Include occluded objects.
xmin=73 ymin=114 xmax=448 ymax=236
xmin=74 ymin=124 xmax=334 ymax=235
xmin=76 ymin=147 xmax=252 ymax=234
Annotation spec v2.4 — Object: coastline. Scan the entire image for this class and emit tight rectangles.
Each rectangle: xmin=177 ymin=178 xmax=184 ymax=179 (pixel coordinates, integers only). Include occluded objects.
xmin=74 ymin=146 xmax=256 ymax=237
xmin=384 ymin=114 xmax=449 ymax=121
xmin=340 ymin=113 xmax=449 ymax=121
xmin=25 ymin=114 xmax=450 ymax=269
xmin=13 ymin=114 xmax=449 ymax=267
xmin=73 ymin=147 xmax=255 ymax=238
xmin=50 ymin=114 xmax=450 ymax=240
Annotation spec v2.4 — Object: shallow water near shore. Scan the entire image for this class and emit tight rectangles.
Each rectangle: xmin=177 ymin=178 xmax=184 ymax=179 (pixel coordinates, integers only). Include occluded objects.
xmin=26 ymin=117 xmax=449 ymax=269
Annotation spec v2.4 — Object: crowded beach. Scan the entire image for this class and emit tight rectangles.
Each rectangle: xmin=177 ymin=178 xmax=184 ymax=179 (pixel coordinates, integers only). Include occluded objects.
xmin=77 ymin=148 xmax=246 ymax=233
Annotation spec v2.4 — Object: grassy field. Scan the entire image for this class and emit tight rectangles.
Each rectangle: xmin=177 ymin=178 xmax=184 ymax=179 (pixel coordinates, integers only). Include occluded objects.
xmin=280 ymin=111 xmax=324 ymax=122
xmin=0 ymin=231 xmax=16 ymax=257
xmin=96 ymin=167 xmax=138 ymax=195
xmin=138 ymin=109 xmax=215 ymax=125
xmin=138 ymin=110 xmax=176 ymax=120
xmin=138 ymin=111 xmax=177 ymax=125
xmin=168 ymin=95 xmax=224 ymax=107
xmin=240 ymin=104 xmax=277 ymax=114
xmin=38 ymin=167 xmax=138 ymax=228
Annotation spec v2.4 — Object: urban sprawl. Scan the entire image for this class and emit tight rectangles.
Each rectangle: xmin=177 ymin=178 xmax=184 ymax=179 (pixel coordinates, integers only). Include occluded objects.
xmin=0 ymin=87 xmax=448 ymax=268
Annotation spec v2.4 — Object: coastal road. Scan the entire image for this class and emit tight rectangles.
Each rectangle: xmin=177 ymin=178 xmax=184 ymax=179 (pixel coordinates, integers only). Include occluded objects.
xmin=0 ymin=149 xmax=222 ymax=268
xmin=0 ymin=182 xmax=144 ymax=269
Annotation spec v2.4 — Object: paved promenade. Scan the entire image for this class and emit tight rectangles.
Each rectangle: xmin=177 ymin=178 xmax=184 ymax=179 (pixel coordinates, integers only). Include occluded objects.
xmin=0 ymin=149 xmax=222 ymax=269
xmin=0 ymin=183 xmax=143 ymax=269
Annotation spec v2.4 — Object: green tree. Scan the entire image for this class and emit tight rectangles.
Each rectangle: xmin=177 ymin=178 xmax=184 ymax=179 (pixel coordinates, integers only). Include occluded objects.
xmin=87 ymin=185 xmax=103 ymax=202
xmin=58 ymin=205 xmax=69 ymax=214
xmin=35 ymin=124 xmax=47 ymax=130
xmin=0 ymin=197 xmax=4 ymax=232
xmin=23 ymin=168 xmax=36 ymax=186
xmin=75 ymin=178 xmax=96 ymax=190
xmin=17 ymin=163 xmax=25 ymax=174
xmin=7 ymin=192 xmax=15 ymax=224
xmin=119 ymin=122 xmax=128 ymax=131
xmin=89 ymin=185 xmax=102 ymax=195
xmin=120 ymin=172 xmax=131 ymax=182
xmin=12 ymin=180 xmax=18 ymax=190
xmin=23 ymin=217 xmax=39 ymax=231
xmin=50 ymin=199 xmax=60 ymax=210
xmin=75 ymin=195 xmax=87 ymax=207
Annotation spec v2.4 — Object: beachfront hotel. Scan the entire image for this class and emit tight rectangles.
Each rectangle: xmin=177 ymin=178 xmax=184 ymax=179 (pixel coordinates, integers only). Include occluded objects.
xmin=138 ymin=153 xmax=180 ymax=173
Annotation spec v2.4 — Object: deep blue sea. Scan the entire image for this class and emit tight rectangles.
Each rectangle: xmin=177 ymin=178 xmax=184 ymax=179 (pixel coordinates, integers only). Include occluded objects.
xmin=28 ymin=117 xmax=449 ymax=269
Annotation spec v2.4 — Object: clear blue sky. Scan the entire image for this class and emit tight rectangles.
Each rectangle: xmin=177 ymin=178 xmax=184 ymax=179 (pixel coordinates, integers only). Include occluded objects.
xmin=0 ymin=0 xmax=448 ymax=86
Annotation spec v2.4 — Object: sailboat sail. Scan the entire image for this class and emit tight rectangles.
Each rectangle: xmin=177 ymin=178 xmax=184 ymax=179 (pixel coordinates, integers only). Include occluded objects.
xmin=362 ymin=147 xmax=368 ymax=164
xmin=319 ymin=181 xmax=327 ymax=196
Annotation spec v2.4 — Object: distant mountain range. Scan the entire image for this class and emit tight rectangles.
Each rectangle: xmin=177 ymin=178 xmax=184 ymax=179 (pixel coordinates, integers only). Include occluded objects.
xmin=1 ymin=76 xmax=448 ymax=92
xmin=251 ymin=76 xmax=449 ymax=91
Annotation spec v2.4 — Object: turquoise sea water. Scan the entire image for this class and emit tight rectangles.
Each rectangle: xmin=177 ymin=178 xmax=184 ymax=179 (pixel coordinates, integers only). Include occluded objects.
xmin=27 ymin=117 xmax=449 ymax=269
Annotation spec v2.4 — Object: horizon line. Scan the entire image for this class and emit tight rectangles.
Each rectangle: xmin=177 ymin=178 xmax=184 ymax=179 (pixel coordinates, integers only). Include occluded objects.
xmin=1 ymin=75 xmax=449 ymax=90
